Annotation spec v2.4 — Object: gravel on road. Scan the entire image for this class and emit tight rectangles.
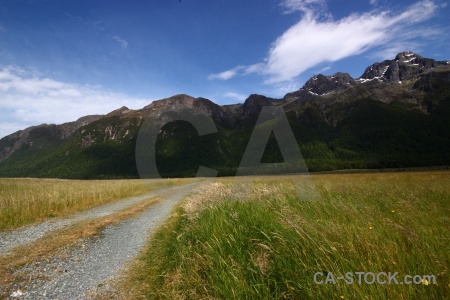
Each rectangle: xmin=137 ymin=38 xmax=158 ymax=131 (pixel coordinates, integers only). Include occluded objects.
xmin=0 ymin=182 xmax=194 ymax=256
xmin=5 ymin=181 xmax=201 ymax=299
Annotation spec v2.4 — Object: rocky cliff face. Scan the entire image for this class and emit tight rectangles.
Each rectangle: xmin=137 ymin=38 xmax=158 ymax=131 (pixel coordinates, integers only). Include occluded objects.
xmin=0 ymin=115 xmax=103 ymax=162
xmin=294 ymin=72 xmax=356 ymax=96
xmin=358 ymin=51 xmax=450 ymax=83
xmin=284 ymin=52 xmax=450 ymax=102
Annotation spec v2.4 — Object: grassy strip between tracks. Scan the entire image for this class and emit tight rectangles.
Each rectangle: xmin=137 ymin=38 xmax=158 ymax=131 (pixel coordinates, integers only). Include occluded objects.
xmin=0 ymin=195 xmax=165 ymax=298
xmin=124 ymin=172 xmax=450 ymax=299
xmin=0 ymin=178 xmax=190 ymax=230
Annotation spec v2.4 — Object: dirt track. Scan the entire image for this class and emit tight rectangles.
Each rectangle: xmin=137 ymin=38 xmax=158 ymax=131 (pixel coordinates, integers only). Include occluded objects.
xmin=1 ymin=181 xmax=201 ymax=299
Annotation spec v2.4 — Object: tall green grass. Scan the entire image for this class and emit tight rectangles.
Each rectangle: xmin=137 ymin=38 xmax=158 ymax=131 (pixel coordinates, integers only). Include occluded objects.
xmin=127 ymin=172 xmax=450 ymax=299
xmin=0 ymin=178 xmax=185 ymax=230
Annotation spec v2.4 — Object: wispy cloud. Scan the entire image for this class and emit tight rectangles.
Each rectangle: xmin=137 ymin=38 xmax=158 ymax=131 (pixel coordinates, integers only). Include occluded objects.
xmin=208 ymin=66 xmax=245 ymax=80
xmin=281 ymin=0 xmax=327 ymax=14
xmin=112 ymin=35 xmax=128 ymax=49
xmin=209 ymin=0 xmax=440 ymax=83
xmin=208 ymin=63 xmax=263 ymax=80
xmin=0 ymin=66 xmax=152 ymax=138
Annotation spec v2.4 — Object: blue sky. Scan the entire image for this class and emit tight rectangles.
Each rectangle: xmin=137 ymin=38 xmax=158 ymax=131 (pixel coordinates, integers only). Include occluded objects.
xmin=0 ymin=0 xmax=449 ymax=138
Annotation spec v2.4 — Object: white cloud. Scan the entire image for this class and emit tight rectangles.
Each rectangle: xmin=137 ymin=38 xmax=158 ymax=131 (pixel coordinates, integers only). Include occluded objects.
xmin=208 ymin=63 xmax=264 ymax=81
xmin=281 ymin=0 xmax=326 ymax=14
xmin=264 ymin=12 xmax=388 ymax=82
xmin=369 ymin=0 xmax=378 ymax=5
xmin=0 ymin=66 xmax=152 ymax=139
xmin=112 ymin=35 xmax=128 ymax=49
xmin=242 ymin=63 xmax=265 ymax=75
xmin=266 ymin=0 xmax=438 ymax=83
xmin=208 ymin=66 xmax=245 ymax=80
xmin=209 ymin=0 xmax=439 ymax=83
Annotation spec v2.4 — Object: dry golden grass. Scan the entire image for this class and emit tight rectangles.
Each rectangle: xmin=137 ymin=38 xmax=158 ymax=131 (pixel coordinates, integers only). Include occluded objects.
xmin=0 ymin=178 xmax=187 ymax=230
xmin=124 ymin=171 xmax=450 ymax=300
xmin=0 ymin=195 xmax=163 ymax=297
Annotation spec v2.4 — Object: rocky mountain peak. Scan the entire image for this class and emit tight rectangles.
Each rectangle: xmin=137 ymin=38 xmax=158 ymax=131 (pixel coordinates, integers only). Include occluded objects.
xmin=1 ymin=49 xmax=450 ymax=178
xmin=358 ymin=51 xmax=450 ymax=84
xmin=242 ymin=94 xmax=279 ymax=116
xmin=143 ymin=94 xmax=223 ymax=118
xmin=294 ymin=72 xmax=355 ymax=97
xmin=144 ymin=94 xmax=197 ymax=109
xmin=285 ymin=51 xmax=450 ymax=100
xmin=395 ymin=51 xmax=419 ymax=61
xmin=106 ymin=106 xmax=130 ymax=117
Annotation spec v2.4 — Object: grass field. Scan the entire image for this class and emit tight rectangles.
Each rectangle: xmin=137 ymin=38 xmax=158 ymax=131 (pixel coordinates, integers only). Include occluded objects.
xmin=0 ymin=178 xmax=186 ymax=230
xmin=125 ymin=171 xmax=450 ymax=299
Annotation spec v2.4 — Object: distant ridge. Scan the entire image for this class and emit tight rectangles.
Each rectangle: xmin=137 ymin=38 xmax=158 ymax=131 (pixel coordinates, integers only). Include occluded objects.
xmin=1 ymin=52 xmax=449 ymax=178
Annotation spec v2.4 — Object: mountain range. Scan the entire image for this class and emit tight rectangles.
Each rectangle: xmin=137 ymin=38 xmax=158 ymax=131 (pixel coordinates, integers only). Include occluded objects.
xmin=1 ymin=51 xmax=449 ymax=178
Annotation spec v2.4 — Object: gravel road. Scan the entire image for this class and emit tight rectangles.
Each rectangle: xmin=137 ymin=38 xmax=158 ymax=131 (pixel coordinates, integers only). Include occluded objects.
xmin=0 ymin=182 xmax=195 ymax=256
xmin=3 ymin=181 xmax=201 ymax=299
